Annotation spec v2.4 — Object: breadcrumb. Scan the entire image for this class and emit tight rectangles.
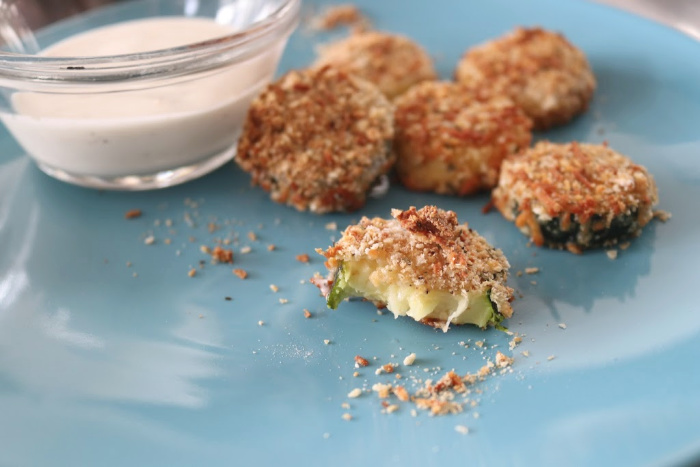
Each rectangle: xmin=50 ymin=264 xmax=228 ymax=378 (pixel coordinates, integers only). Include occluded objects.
xmin=233 ymin=269 xmax=248 ymax=279
xmin=311 ymin=4 xmax=370 ymax=32
xmin=403 ymin=353 xmax=416 ymax=366
xmin=355 ymin=355 xmax=370 ymax=367
xmin=296 ymin=253 xmax=310 ymax=263
xmin=125 ymin=209 xmax=142 ymax=219
xmin=347 ymin=388 xmax=363 ymax=398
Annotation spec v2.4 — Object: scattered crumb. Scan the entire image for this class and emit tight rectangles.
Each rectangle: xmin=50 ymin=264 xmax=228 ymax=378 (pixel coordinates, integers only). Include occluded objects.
xmin=267 ymin=244 xmax=276 ymax=251
xmin=403 ymin=353 xmax=416 ymax=366
xmin=558 ymin=323 xmax=567 ymax=329
xmin=509 ymin=336 xmax=522 ymax=350
xmin=372 ymin=383 xmax=393 ymax=398
xmin=211 ymin=246 xmax=234 ymax=264
xmin=355 ymin=355 xmax=369 ymax=367
xmin=606 ymin=249 xmax=618 ymax=260
xmin=653 ymin=210 xmax=672 ymax=222
xmin=225 ymin=297 xmax=232 ymax=301
xmin=324 ymin=339 xmax=331 ymax=345
xmin=341 ymin=413 xmax=353 ymax=421
xmin=125 ymin=209 xmax=142 ymax=220
xmin=385 ymin=404 xmax=399 ymax=414
xmin=347 ymin=388 xmax=362 ymax=398
xmin=525 ymin=267 xmax=539 ymax=274
xmin=258 ymin=320 xmax=265 ymax=326
xmin=163 ymin=238 xmax=171 ymax=245
xmin=495 ymin=351 xmax=514 ymax=368
xmin=144 ymin=235 xmax=155 ymax=245
xmin=521 ymin=350 xmax=530 ymax=357
xmin=341 ymin=402 xmax=350 ymax=409
xmin=187 ymin=268 xmax=196 ymax=277
xmin=269 ymin=284 xmax=279 ymax=293
xmin=325 ymin=222 xmax=337 ymax=230
xmin=414 ymin=398 xmax=463 ymax=416
xmin=132 ymin=272 xmax=138 ymax=278
xmin=352 ymin=371 xmax=359 ymax=377
xmin=126 ymin=261 xmax=132 ymax=267
xmin=475 ymin=341 xmax=485 ymax=348
xmin=311 ymin=4 xmax=369 ymax=32
xmin=200 ymin=245 xmax=212 ymax=254
xmin=547 ymin=355 xmax=556 ymax=361
xmin=233 ymin=268 xmax=248 ymax=279
xmin=208 ymin=222 xmax=219 ymax=233
xmin=248 ymin=231 xmax=257 ymax=241
xmin=303 ymin=309 xmax=312 ymax=318
xmin=393 ymin=386 xmax=410 ymax=402
xmin=240 ymin=246 xmax=252 ymax=254
xmin=296 ymin=253 xmax=310 ymax=263
xmin=620 ymin=242 xmax=631 ymax=250
xmin=455 ymin=425 xmax=470 ymax=435
xmin=530 ymin=280 xmax=537 ymax=285
xmin=279 ymin=298 xmax=289 ymax=304
xmin=516 ymin=270 xmax=523 ymax=277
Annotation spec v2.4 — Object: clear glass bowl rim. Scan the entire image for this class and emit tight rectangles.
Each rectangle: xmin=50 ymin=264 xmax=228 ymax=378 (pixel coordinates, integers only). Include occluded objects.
xmin=0 ymin=0 xmax=300 ymax=84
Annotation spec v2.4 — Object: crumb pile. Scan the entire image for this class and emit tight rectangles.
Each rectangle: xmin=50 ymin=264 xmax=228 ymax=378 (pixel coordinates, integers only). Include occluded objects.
xmin=394 ymin=81 xmax=532 ymax=195
xmin=343 ymin=347 xmax=516 ymax=418
xmin=456 ymin=27 xmax=596 ymax=129
xmin=236 ymin=66 xmax=394 ymax=214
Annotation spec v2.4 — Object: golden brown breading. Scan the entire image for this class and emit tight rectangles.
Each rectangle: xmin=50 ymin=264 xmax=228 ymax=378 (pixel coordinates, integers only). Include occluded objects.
xmin=394 ymin=81 xmax=532 ymax=195
xmin=455 ymin=27 xmax=595 ymax=130
xmin=314 ymin=31 xmax=437 ymax=100
xmin=492 ymin=141 xmax=658 ymax=252
xmin=236 ymin=66 xmax=394 ymax=213
xmin=319 ymin=206 xmax=513 ymax=324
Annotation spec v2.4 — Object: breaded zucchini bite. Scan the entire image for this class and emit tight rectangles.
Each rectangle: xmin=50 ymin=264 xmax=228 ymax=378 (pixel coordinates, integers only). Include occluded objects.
xmin=314 ymin=31 xmax=437 ymax=100
xmin=492 ymin=142 xmax=658 ymax=253
xmin=315 ymin=206 xmax=513 ymax=331
xmin=236 ymin=66 xmax=394 ymax=214
xmin=455 ymin=27 xmax=595 ymax=130
xmin=394 ymin=81 xmax=532 ymax=195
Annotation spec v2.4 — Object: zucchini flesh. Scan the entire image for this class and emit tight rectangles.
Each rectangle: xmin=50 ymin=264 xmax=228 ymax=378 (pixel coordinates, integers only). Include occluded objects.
xmin=325 ymin=260 xmax=504 ymax=329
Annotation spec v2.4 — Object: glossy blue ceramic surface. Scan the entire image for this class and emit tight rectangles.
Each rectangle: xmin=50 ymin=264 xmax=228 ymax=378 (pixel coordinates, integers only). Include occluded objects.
xmin=1 ymin=1 xmax=700 ymax=466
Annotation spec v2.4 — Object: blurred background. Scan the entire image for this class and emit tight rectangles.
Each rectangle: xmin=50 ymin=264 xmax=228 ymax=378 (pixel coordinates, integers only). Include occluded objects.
xmin=7 ymin=0 xmax=700 ymax=41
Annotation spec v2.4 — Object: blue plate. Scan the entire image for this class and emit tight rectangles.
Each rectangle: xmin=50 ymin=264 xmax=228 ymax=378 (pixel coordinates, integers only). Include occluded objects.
xmin=2 ymin=1 xmax=700 ymax=466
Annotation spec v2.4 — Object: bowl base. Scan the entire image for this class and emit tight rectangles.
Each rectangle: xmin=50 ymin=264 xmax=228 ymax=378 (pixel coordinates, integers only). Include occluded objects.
xmin=34 ymin=146 xmax=236 ymax=191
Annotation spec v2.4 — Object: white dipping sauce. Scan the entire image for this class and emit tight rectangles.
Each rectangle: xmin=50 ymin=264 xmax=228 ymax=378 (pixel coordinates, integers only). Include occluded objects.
xmin=1 ymin=17 xmax=283 ymax=178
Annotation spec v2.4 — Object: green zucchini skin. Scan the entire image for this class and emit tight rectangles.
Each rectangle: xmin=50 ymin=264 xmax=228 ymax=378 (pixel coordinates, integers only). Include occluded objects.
xmin=518 ymin=208 xmax=641 ymax=249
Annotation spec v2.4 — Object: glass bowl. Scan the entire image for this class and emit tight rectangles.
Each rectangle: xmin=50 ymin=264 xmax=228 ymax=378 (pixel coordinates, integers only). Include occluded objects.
xmin=0 ymin=0 xmax=300 ymax=190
